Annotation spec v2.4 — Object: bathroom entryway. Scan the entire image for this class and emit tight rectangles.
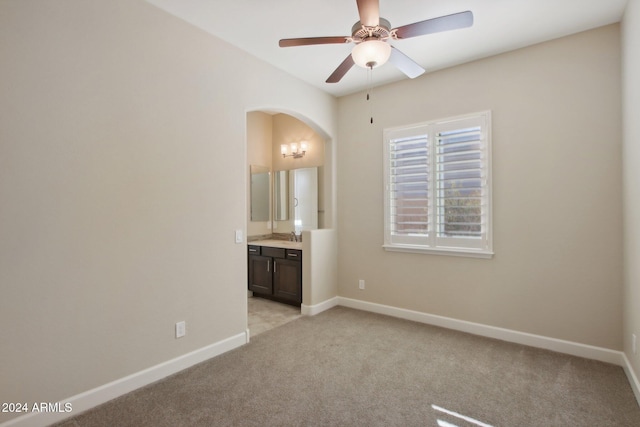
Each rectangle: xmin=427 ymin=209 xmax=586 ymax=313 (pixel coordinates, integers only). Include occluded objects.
xmin=248 ymin=296 xmax=302 ymax=337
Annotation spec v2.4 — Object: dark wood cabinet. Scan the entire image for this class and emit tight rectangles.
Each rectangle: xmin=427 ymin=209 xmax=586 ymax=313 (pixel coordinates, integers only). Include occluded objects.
xmin=248 ymin=254 xmax=272 ymax=294
xmin=248 ymin=245 xmax=302 ymax=305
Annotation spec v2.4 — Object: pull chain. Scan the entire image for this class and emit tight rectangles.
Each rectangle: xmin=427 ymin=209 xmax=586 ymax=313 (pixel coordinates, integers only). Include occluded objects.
xmin=366 ymin=65 xmax=374 ymax=124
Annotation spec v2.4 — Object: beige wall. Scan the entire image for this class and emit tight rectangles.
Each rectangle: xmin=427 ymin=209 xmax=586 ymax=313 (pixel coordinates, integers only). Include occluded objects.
xmin=0 ymin=0 xmax=337 ymax=423
xmin=337 ymin=24 xmax=622 ymax=350
xmin=247 ymin=112 xmax=273 ymax=237
xmin=303 ymin=229 xmax=339 ymax=309
xmin=623 ymin=0 xmax=640 ymax=385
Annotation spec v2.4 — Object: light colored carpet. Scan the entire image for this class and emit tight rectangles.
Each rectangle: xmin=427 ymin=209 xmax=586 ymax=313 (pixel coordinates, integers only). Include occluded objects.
xmin=54 ymin=307 xmax=640 ymax=426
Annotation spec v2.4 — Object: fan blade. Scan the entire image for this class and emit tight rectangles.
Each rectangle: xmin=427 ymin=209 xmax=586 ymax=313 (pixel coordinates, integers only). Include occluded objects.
xmin=389 ymin=47 xmax=425 ymax=79
xmin=279 ymin=37 xmax=349 ymax=47
xmin=394 ymin=11 xmax=473 ymax=39
xmin=326 ymin=54 xmax=355 ymax=83
xmin=356 ymin=0 xmax=379 ymax=27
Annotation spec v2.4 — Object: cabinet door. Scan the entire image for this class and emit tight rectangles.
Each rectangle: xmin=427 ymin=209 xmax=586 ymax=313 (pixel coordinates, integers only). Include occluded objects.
xmin=248 ymin=255 xmax=273 ymax=295
xmin=273 ymin=258 xmax=302 ymax=304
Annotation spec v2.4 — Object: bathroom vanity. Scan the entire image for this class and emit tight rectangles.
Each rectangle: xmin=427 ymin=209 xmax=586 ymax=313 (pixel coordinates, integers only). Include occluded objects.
xmin=248 ymin=240 xmax=302 ymax=306
xmin=247 ymin=165 xmax=319 ymax=308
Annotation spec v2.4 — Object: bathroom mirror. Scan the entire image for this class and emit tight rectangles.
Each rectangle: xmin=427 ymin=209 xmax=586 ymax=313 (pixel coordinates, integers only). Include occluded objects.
xmin=274 ymin=170 xmax=289 ymax=221
xmin=291 ymin=167 xmax=318 ymax=231
xmin=273 ymin=167 xmax=318 ymax=231
xmin=250 ymin=165 xmax=270 ymax=222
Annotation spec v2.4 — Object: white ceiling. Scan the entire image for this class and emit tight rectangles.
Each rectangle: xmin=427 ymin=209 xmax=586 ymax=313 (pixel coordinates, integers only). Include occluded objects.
xmin=146 ymin=0 xmax=628 ymax=97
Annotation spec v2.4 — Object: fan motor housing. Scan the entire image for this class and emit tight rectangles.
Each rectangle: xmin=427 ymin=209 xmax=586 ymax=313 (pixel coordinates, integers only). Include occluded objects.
xmin=351 ymin=18 xmax=392 ymax=42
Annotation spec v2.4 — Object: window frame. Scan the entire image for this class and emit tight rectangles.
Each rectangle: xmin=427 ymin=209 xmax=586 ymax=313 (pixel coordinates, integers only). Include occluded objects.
xmin=383 ymin=111 xmax=493 ymax=258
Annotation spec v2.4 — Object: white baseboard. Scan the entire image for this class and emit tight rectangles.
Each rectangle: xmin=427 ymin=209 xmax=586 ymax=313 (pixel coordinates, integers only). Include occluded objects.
xmin=336 ymin=297 xmax=624 ymax=366
xmin=301 ymin=296 xmax=339 ymax=316
xmin=622 ymin=353 xmax=640 ymax=406
xmin=1 ymin=332 xmax=248 ymax=427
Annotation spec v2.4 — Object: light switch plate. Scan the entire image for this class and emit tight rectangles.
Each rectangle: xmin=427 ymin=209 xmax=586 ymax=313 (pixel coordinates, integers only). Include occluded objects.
xmin=176 ymin=321 xmax=186 ymax=338
xmin=235 ymin=229 xmax=243 ymax=244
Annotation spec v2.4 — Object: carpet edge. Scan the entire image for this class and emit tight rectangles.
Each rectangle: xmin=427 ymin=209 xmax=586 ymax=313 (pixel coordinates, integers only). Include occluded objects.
xmin=336 ymin=297 xmax=624 ymax=365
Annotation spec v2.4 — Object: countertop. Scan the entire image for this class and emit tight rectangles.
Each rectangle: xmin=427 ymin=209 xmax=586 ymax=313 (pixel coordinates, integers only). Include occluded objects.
xmin=248 ymin=239 xmax=303 ymax=250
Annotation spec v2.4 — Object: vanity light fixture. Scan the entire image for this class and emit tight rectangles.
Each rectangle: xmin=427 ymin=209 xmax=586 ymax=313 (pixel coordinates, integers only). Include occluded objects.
xmin=281 ymin=141 xmax=308 ymax=159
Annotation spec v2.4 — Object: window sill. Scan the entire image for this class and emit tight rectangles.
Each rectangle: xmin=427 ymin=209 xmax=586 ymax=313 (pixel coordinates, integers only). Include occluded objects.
xmin=383 ymin=244 xmax=494 ymax=259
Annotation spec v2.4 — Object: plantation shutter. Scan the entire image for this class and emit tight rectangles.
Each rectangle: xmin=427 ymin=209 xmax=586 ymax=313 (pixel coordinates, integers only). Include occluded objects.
xmin=384 ymin=112 xmax=492 ymax=256
xmin=388 ymin=133 xmax=430 ymax=244
xmin=433 ymin=116 xmax=489 ymax=250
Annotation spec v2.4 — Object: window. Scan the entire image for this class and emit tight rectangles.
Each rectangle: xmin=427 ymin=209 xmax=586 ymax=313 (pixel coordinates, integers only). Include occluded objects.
xmin=383 ymin=111 xmax=492 ymax=258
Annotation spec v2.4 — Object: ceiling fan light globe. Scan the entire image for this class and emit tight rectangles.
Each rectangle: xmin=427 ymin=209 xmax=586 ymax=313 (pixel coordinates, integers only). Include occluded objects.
xmin=351 ymin=40 xmax=391 ymax=69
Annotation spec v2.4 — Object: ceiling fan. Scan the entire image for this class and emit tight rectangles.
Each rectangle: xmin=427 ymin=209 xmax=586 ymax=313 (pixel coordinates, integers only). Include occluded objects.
xmin=279 ymin=0 xmax=473 ymax=83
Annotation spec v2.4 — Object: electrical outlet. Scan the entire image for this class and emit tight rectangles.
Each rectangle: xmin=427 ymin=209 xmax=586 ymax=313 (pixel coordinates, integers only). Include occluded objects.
xmin=633 ymin=334 xmax=637 ymax=355
xmin=176 ymin=321 xmax=186 ymax=338
xmin=358 ymin=279 xmax=365 ymax=290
